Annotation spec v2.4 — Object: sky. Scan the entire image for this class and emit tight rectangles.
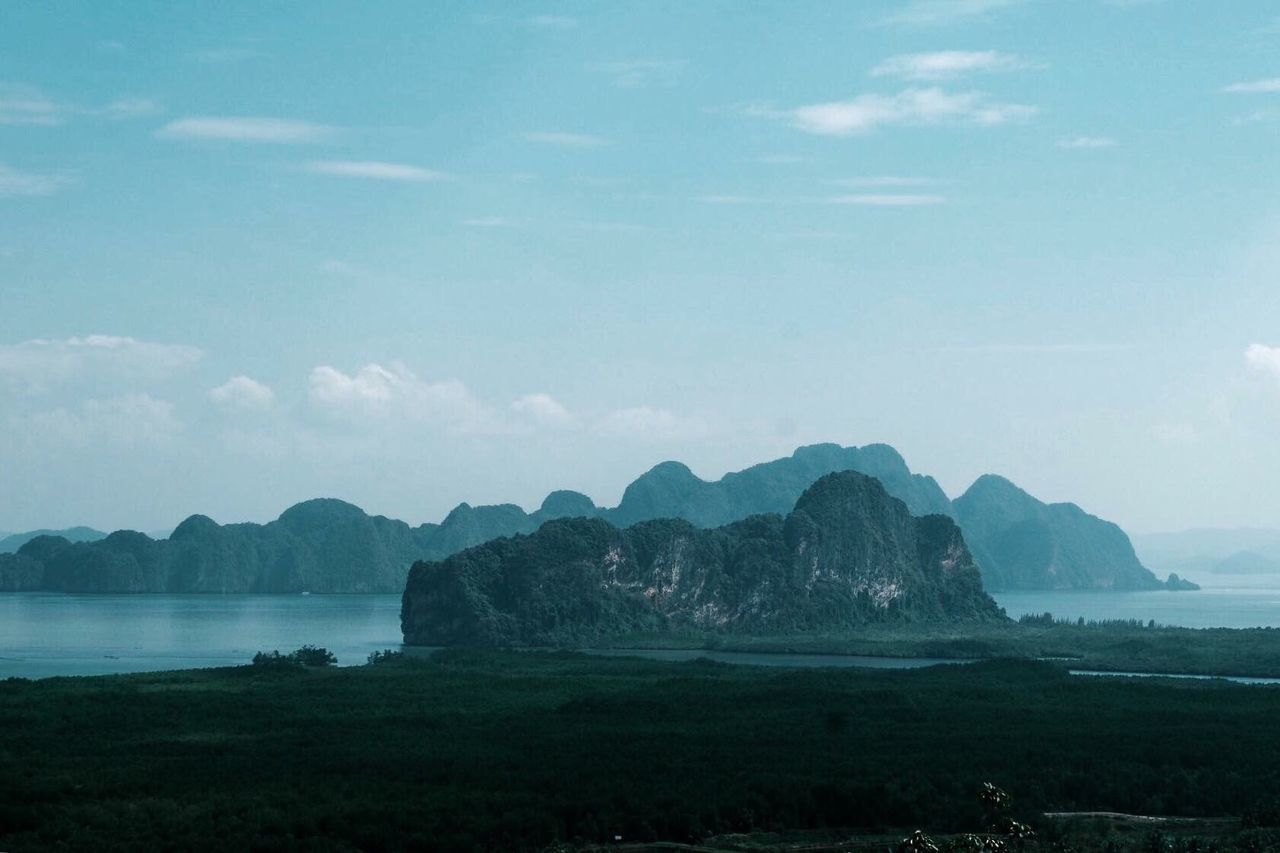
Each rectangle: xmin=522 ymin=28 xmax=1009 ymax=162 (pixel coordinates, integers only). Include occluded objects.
xmin=2 ymin=0 xmax=1280 ymax=536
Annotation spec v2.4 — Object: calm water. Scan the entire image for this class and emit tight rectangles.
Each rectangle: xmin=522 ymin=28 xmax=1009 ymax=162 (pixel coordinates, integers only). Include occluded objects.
xmin=993 ymin=574 xmax=1280 ymax=629
xmin=4 ymin=577 xmax=1280 ymax=679
xmin=0 ymin=593 xmax=404 ymax=679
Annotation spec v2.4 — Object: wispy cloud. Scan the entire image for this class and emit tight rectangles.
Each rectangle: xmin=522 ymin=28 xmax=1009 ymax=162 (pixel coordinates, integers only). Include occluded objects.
xmin=1 ymin=84 xmax=159 ymax=125
xmin=1223 ymin=78 xmax=1280 ymax=94
xmin=0 ymin=163 xmax=73 ymax=198
xmin=595 ymin=406 xmax=709 ymax=441
xmin=880 ymin=0 xmax=1024 ymax=26
xmin=871 ymin=50 xmax=1036 ymax=80
xmin=0 ymin=335 xmax=202 ymax=394
xmin=1057 ymin=135 xmax=1116 ymax=149
xmin=521 ymin=130 xmax=606 ymax=147
xmin=94 ymin=97 xmax=161 ymax=120
xmin=827 ymin=193 xmax=946 ymax=206
xmin=694 ymin=188 xmax=947 ymax=207
xmin=935 ymin=343 xmax=1134 ymax=354
xmin=157 ymin=116 xmax=335 ymax=143
xmin=750 ymin=87 xmax=1036 ymax=136
xmin=190 ymin=47 xmax=267 ymax=63
xmin=0 ymin=83 xmax=64 ymax=126
xmin=461 ymin=217 xmax=512 ymax=228
xmin=587 ymin=60 xmax=687 ymax=88
xmin=747 ymin=154 xmax=805 ymax=165
xmin=527 ymin=15 xmax=578 ymax=29
xmin=694 ymin=194 xmax=770 ymax=205
xmin=209 ymin=376 xmax=275 ymax=410
xmin=511 ymin=393 xmax=575 ymax=428
xmin=303 ymin=160 xmax=448 ymax=182
xmin=835 ymin=176 xmax=937 ymax=187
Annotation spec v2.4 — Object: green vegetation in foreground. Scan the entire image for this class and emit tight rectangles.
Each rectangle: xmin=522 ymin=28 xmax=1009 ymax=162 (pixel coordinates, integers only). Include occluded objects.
xmin=589 ymin=614 xmax=1280 ymax=679
xmin=4 ymin=651 xmax=1280 ymax=851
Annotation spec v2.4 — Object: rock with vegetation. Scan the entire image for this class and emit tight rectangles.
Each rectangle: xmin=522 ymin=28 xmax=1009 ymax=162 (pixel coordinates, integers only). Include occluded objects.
xmin=402 ymin=471 xmax=1001 ymax=646
xmin=0 ymin=443 xmax=1178 ymax=594
xmin=954 ymin=475 xmax=1193 ymax=592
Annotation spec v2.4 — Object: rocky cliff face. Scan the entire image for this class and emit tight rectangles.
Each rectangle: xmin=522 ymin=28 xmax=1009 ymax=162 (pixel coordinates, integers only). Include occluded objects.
xmin=401 ymin=471 xmax=1001 ymax=646
xmin=953 ymin=475 xmax=1187 ymax=591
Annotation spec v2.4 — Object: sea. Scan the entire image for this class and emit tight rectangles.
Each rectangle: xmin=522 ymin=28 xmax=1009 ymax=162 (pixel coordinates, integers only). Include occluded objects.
xmin=1 ymin=574 xmax=1278 ymax=680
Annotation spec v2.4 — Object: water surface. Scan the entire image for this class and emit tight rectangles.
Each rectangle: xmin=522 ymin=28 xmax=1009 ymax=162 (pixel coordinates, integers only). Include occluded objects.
xmin=5 ymin=580 xmax=1280 ymax=679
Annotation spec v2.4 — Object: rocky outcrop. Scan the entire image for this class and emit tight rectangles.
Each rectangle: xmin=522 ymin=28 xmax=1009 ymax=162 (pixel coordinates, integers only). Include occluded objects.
xmin=953 ymin=475 xmax=1191 ymax=592
xmin=401 ymin=471 xmax=1001 ymax=646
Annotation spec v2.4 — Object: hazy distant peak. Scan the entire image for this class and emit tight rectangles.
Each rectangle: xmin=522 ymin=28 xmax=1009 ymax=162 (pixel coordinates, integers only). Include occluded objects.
xmin=170 ymin=514 xmax=221 ymax=540
xmin=538 ymin=490 xmax=597 ymax=518
xmin=277 ymin=498 xmax=368 ymax=528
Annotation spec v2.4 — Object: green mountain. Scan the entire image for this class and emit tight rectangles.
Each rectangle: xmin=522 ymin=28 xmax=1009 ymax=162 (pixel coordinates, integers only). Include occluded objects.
xmin=0 ymin=443 xmax=1176 ymax=594
xmin=0 ymin=526 xmax=106 ymax=554
xmin=953 ymin=475 xmax=1194 ymax=591
xmin=0 ymin=502 xmax=435 ymax=593
xmin=401 ymin=471 xmax=1001 ymax=646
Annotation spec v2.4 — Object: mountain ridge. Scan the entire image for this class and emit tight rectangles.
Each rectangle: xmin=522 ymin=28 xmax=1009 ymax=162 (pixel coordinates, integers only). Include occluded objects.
xmin=401 ymin=471 xmax=1001 ymax=645
xmin=0 ymin=442 xmax=1185 ymax=594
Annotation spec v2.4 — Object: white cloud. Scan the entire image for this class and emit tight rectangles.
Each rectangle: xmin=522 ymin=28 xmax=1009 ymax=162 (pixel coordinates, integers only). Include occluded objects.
xmin=0 ymin=163 xmax=73 ymax=197
xmin=588 ymin=60 xmax=686 ymax=88
xmin=871 ymin=50 xmax=1035 ymax=80
xmin=826 ymin=193 xmax=947 ymax=206
xmin=0 ymin=83 xmax=64 ymax=126
xmin=308 ymin=363 xmax=498 ymax=433
xmin=0 ymin=84 xmax=160 ymax=126
xmin=881 ymin=0 xmax=1024 ymax=26
xmin=209 ymin=376 xmax=275 ymax=410
xmin=760 ymin=87 xmax=1036 ymax=136
xmin=157 ymin=116 xmax=335 ymax=143
xmin=0 ymin=335 xmax=203 ymax=393
xmin=1246 ymin=344 xmax=1280 ymax=381
xmin=18 ymin=394 xmax=182 ymax=448
xmin=511 ymin=393 xmax=575 ymax=428
xmin=303 ymin=160 xmax=449 ymax=182
xmin=521 ymin=130 xmax=606 ymax=147
xmin=96 ymin=97 xmax=161 ymax=120
xmin=1223 ymin=78 xmax=1280 ymax=94
xmin=1058 ymin=136 xmax=1117 ymax=149
xmin=595 ymin=406 xmax=709 ymax=441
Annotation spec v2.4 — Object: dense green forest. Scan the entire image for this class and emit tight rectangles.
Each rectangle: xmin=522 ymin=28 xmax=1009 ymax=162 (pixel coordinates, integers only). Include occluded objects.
xmin=3 ymin=650 xmax=1280 ymax=851
xmin=595 ymin=614 xmax=1280 ymax=679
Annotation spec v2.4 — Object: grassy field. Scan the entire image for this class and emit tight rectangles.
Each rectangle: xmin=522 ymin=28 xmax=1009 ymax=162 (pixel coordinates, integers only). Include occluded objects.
xmin=4 ymin=649 xmax=1280 ymax=851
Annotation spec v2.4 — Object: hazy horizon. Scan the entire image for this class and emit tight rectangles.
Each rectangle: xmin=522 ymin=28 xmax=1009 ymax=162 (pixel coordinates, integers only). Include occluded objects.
xmin=4 ymin=1 xmax=1280 ymax=535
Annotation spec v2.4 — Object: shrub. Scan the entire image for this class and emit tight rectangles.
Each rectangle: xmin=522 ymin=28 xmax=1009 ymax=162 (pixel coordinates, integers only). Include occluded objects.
xmin=367 ymin=649 xmax=404 ymax=665
xmin=251 ymin=646 xmax=337 ymax=668
xmin=292 ymin=645 xmax=337 ymax=667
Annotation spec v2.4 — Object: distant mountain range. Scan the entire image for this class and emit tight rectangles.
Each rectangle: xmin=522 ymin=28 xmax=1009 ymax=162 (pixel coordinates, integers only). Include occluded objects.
xmin=0 ymin=442 xmax=1193 ymax=594
xmin=402 ymin=471 xmax=1001 ymax=645
xmin=1133 ymin=528 xmax=1280 ymax=577
xmin=0 ymin=527 xmax=106 ymax=554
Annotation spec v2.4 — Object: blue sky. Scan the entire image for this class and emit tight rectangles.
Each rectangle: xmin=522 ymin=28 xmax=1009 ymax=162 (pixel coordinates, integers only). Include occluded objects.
xmin=2 ymin=0 xmax=1280 ymax=534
